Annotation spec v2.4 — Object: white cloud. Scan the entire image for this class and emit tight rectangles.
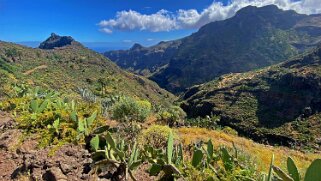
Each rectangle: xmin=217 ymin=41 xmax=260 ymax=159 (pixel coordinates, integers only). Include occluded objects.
xmin=99 ymin=0 xmax=321 ymax=33
xmin=99 ymin=9 xmax=177 ymax=33
xmin=99 ymin=28 xmax=112 ymax=34
xmin=123 ymin=40 xmax=133 ymax=43
xmin=147 ymin=38 xmax=154 ymax=41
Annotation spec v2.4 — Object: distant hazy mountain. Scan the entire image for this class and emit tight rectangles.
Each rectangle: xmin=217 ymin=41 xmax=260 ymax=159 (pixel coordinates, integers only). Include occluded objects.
xmin=105 ymin=5 xmax=321 ymax=93
xmin=104 ymin=40 xmax=182 ymax=76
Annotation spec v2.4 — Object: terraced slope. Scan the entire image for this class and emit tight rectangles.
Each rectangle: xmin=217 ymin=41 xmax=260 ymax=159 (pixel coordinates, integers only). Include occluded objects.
xmin=181 ymin=45 xmax=321 ymax=150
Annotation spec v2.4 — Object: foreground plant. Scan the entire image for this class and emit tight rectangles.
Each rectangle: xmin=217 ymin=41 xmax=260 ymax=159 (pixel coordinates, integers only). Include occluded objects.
xmin=90 ymin=132 xmax=142 ymax=181
xmin=147 ymin=131 xmax=182 ymax=180
xmin=263 ymin=156 xmax=321 ymax=181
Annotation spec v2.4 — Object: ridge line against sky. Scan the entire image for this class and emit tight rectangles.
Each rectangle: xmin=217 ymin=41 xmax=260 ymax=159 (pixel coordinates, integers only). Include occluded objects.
xmin=1 ymin=0 xmax=321 ymax=49
xmin=98 ymin=0 xmax=321 ymax=34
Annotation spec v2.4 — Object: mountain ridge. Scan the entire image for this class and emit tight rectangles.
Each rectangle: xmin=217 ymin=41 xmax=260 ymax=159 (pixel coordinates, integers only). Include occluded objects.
xmin=104 ymin=5 xmax=321 ymax=93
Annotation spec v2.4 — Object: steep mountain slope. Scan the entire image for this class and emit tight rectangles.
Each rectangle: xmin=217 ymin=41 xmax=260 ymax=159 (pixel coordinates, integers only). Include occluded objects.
xmin=0 ymin=35 xmax=175 ymax=106
xmin=104 ymin=40 xmax=182 ymax=76
xmin=181 ymin=45 xmax=321 ymax=150
xmin=105 ymin=5 xmax=321 ymax=93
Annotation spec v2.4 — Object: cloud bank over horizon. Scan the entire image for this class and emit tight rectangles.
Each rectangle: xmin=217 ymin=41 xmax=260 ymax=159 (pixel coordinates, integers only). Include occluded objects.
xmin=98 ymin=0 xmax=321 ymax=33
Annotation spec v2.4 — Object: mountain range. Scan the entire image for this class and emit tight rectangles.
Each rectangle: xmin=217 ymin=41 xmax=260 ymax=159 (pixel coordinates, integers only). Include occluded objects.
xmin=105 ymin=5 xmax=321 ymax=93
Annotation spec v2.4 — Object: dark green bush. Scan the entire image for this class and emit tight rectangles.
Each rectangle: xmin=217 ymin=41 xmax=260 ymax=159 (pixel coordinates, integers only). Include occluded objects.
xmin=112 ymin=97 xmax=151 ymax=122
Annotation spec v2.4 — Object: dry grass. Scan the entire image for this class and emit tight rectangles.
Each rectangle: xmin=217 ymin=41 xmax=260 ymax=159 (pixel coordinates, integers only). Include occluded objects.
xmin=177 ymin=127 xmax=320 ymax=172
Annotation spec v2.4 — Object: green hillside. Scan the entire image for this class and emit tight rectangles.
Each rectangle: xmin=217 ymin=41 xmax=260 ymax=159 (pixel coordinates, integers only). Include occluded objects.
xmin=0 ymin=37 xmax=175 ymax=106
xmin=181 ymin=45 xmax=321 ymax=150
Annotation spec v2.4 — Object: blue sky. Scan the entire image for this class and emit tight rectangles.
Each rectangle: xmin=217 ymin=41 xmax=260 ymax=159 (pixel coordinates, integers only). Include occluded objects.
xmin=0 ymin=0 xmax=320 ymax=50
xmin=0 ymin=0 xmax=216 ymax=47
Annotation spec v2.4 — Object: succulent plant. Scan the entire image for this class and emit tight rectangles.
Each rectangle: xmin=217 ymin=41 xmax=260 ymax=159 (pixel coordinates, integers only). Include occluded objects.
xmin=261 ymin=155 xmax=321 ymax=181
xmin=76 ymin=111 xmax=97 ymax=136
xmin=90 ymin=131 xmax=142 ymax=181
xmin=47 ymin=118 xmax=60 ymax=136
xmin=30 ymin=99 xmax=48 ymax=114
xmin=146 ymin=131 xmax=182 ymax=180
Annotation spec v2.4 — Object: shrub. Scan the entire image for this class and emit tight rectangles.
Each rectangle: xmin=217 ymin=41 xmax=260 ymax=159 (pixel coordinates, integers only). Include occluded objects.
xmin=112 ymin=97 xmax=151 ymax=122
xmin=138 ymin=125 xmax=174 ymax=149
xmin=156 ymin=106 xmax=186 ymax=126
xmin=222 ymin=126 xmax=238 ymax=136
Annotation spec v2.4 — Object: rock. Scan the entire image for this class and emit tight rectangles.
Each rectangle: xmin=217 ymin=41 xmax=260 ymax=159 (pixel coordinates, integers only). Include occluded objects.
xmin=59 ymin=163 xmax=72 ymax=174
xmin=303 ymin=106 xmax=313 ymax=117
xmin=39 ymin=33 xmax=81 ymax=50
xmin=43 ymin=167 xmax=68 ymax=181
xmin=0 ymin=129 xmax=22 ymax=151
xmin=0 ymin=112 xmax=16 ymax=130
xmin=0 ymin=143 xmax=93 ymax=180
xmin=0 ymin=150 xmax=20 ymax=180
xmin=18 ymin=139 xmax=38 ymax=153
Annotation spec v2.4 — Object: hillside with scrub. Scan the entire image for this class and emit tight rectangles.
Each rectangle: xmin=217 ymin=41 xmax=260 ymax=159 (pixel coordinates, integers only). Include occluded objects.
xmin=0 ymin=35 xmax=320 ymax=180
xmin=181 ymin=44 xmax=321 ymax=151
xmin=0 ymin=34 xmax=175 ymax=107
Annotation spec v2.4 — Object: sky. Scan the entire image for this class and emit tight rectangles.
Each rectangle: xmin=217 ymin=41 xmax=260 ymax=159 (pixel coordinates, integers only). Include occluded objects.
xmin=0 ymin=0 xmax=321 ymax=50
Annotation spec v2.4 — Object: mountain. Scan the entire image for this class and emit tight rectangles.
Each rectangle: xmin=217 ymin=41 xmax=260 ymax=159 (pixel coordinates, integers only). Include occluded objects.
xmin=181 ymin=45 xmax=321 ymax=149
xmin=104 ymin=5 xmax=321 ymax=93
xmin=104 ymin=40 xmax=182 ymax=76
xmin=0 ymin=34 xmax=175 ymax=106
xmin=39 ymin=33 xmax=82 ymax=49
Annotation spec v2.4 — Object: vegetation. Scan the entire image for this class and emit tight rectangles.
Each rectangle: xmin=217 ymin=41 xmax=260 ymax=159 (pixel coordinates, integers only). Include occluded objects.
xmin=112 ymin=97 xmax=152 ymax=122
xmin=181 ymin=45 xmax=321 ymax=150
xmin=156 ymin=106 xmax=186 ymax=126
xmin=0 ymin=83 xmax=319 ymax=180
xmin=137 ymin=125 xmax=174 ymax=149
xmin=0 ymin=32 xmax=320 ymax=180
xmin=0 ymin=41 xmax=175 ymax=107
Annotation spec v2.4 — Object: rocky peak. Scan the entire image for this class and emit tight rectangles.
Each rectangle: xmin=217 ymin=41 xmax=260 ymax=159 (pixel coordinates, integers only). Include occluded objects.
xmin=130 ymin=43 xmax=144 ymax=51
xmin=235 ymin=5 xmax=279 ymax=15
xmin=39 ymin=33 xmax=80 ymax=49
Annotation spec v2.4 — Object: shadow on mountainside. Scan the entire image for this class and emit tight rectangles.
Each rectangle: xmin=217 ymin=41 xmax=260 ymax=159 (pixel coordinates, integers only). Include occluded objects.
xmin=254 ymin=73 xmax=321 ymax=128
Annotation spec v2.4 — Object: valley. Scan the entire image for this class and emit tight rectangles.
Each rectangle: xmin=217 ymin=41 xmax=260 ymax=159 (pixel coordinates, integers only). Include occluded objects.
xmin=105 ymin=5 xmax=321 ymax=93
xmin=0 ymin=3 xmax=321 ymax=181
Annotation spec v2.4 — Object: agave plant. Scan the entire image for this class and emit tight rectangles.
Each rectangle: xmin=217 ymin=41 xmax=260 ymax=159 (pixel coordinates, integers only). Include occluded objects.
xmin=70 ymin=111 xmax=97 ymax=138
xmin=147 ymin=131 xmax=182 ymax=180
xmin=271 ymin=157 xmax=321 ymax=181
xmin=261 ymin=155 xmax=321 ymax=181
xmin=47 ymin=118 xmax=60 ymax=136
xmin=29 ymin=99 xmax=48 ymax=114
xmin=90 ymin=132 xmax=142 ymax=181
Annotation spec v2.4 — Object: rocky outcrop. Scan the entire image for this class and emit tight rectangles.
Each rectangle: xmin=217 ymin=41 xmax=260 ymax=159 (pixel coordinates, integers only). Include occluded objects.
xmin=0 ymin=112 xmax=93 ymax=181
xmin=39 ymin=33 xmax=81 ymax=49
